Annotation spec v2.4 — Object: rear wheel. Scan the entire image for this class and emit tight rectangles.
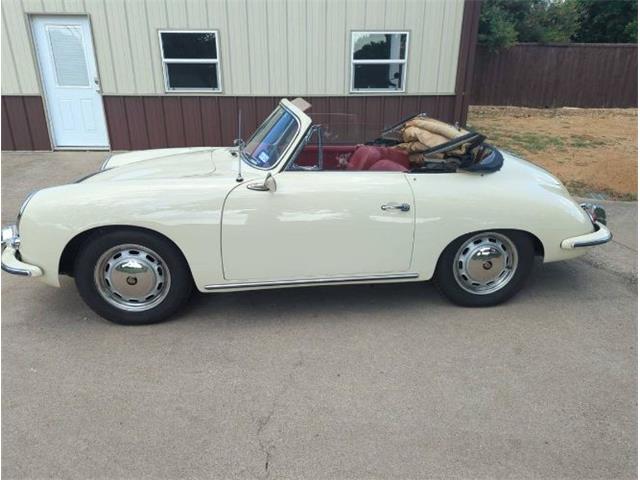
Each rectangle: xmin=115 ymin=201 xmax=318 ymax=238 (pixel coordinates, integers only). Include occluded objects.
xmin=74 ymin=230 xmax=193 ymax=325
xmin=434 ymin=230 xmax=534 ymax=307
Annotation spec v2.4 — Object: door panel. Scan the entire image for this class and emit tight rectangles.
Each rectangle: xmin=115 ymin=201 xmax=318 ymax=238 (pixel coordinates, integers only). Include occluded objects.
xmin=32 ymin=16 xmax=109 ymax=148
xmin=221 ymin=172 xmax=415 ymax=281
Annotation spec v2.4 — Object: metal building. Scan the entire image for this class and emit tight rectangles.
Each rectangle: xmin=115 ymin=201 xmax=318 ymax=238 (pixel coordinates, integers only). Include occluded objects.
xmin=1 ymin=0 xmax=480 ymax=151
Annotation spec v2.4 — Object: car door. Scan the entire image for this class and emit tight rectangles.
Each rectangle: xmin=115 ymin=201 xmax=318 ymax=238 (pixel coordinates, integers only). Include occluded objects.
xmin=221 ymin=171 xmax=415 ymax=281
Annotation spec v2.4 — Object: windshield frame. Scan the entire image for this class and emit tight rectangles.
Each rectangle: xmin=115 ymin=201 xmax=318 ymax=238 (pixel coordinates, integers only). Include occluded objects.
xmin=241 ymin=103 xmax=302 ymax=171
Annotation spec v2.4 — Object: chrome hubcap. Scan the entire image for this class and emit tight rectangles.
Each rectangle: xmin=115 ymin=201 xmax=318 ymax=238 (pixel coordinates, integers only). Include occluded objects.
xmin=94 ymin=244 xmax=171 ymax=311
xmin=453 ymin=232 xmax=518 ymax=295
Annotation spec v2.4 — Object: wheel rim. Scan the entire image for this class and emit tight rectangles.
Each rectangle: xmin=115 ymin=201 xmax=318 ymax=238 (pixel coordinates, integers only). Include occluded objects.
xmin=94 ymin=244 xmax=171 ymax=312
xmin=453 ymin=232 xmax=518 ymax=295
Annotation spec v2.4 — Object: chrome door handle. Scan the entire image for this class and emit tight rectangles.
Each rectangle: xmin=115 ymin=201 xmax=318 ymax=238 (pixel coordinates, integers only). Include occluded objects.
xmin=246 ymin=182 xmax=270 ymax=191
xmin=381 ymin=202 xmax=410 ymax=212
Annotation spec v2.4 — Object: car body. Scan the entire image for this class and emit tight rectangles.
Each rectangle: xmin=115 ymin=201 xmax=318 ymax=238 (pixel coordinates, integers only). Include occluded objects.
xmin=2 ymin=98 xmax=612 ymax=324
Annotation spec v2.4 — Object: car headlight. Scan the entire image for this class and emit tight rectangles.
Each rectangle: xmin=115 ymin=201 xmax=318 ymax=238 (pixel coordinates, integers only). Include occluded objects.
xmin=1 ymin=224 xmax=20 ymax=249
xmin=580 ymin=203 xmax=607 ymax=225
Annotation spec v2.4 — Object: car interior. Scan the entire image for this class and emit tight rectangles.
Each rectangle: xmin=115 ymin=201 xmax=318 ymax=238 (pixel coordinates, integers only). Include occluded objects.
xmin=288 ymin=114 xmax=504 ymax=174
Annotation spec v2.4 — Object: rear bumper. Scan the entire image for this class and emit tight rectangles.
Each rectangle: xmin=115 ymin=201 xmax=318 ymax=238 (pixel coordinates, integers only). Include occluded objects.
xmin=561 ymin=221 xmax=612 ymax=249
xmin=1 ymin=246 xmax=43 ymax=277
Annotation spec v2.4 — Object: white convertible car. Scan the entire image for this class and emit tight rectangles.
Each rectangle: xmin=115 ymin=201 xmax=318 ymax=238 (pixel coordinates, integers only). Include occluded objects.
xmin=2 ymin=98 xmax=611 ymax=325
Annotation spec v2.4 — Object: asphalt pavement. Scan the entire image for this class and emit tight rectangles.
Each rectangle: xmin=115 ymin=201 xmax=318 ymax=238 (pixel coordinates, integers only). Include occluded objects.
xmin=2 ymin=152 xmax=637 ymax=479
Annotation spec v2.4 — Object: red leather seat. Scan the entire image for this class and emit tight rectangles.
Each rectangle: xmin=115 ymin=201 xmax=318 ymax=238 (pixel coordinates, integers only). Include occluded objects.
xmin=369 ymin=159 xmax=409 ymax=172
xmin=379 ymin=147 xmax=410 ymax=169
xmin=346 ymin=146 xmax=382 ymax=171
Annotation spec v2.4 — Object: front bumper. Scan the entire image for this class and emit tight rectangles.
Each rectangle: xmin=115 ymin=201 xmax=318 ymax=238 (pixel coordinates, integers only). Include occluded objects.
xmin=1 ymin=224 xmax=42 ymax=277
xmin=561 ymin=221 xmax=612 ymax=249
xmin=1 ymin=246 xmax=43 ymax=277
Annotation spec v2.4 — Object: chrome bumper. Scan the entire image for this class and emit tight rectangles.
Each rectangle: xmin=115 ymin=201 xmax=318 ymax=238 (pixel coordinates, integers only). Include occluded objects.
xmin=1 ymin=224 xmax=42 ymax=277
xmin=561 ymin=221 xmax=612 ymax=249
xmin=1 ymin=246 xmax=43 ymax=277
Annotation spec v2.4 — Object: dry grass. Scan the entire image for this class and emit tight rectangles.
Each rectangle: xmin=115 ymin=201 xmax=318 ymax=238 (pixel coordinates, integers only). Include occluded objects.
xmin=467 ymin=106 xmax=638 ymax=200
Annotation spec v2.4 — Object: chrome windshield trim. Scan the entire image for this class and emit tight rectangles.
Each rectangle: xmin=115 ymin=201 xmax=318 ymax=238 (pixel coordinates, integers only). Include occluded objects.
xmin=205 ymin=272 xmax=419 ymax=291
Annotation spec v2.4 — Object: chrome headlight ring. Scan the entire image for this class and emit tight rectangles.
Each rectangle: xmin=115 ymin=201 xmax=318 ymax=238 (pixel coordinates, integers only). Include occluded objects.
xmin=16 ymin=190 xmax=38 ymax=230
xmin=580 ymin=203 xmax=607 ymax=226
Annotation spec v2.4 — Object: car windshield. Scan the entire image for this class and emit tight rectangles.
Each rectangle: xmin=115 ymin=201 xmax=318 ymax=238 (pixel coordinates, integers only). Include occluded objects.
xmin=242 ymin=106 xmax=299 ymax=169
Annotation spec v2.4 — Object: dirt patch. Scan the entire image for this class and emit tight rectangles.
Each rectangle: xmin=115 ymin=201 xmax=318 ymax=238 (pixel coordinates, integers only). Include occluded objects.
xmin=467 ymin=106 xmax=638 ymax=200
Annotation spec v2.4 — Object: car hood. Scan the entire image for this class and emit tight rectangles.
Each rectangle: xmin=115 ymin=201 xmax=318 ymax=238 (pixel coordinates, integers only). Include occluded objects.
xmin=83 ymin=147 xmax=254 ymax=183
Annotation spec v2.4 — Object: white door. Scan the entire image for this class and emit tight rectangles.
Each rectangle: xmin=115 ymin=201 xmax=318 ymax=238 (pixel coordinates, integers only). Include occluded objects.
xmin=32 ymin=16 xmax=109 ymax=149
xmin=221 ymin=171 xmax=416 ymax=281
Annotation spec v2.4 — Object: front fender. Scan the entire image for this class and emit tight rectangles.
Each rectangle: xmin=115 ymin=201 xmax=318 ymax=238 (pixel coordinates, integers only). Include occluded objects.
xmin=18 ymin=180 xmax=229 ymax=290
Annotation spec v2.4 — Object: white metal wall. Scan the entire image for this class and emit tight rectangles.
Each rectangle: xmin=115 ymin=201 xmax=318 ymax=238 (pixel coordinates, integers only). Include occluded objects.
xmin=1 ymin=0 xmax=465 ymax=96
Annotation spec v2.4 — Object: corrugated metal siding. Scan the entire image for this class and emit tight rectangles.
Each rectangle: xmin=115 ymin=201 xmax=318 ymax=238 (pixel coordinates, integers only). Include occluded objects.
xmin=1 ymin=96 xmax=51 ymax=150
xmin=102 ymin=95 xmax=458 ymax=150
xmin=1 ymin=0 xmax=465 ymax=96
xmin=471 ymin=43 xmax=638 ymax=108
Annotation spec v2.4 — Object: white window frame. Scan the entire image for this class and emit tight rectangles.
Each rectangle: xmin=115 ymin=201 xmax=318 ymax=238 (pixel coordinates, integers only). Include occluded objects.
xmin=158 ymin=29 xmax=222 ymax=93
xmin=350 ymin=30 xmax=409 ymax=94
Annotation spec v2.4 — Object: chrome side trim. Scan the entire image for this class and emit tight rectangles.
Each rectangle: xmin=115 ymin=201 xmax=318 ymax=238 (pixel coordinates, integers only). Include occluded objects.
xmin=205 ymin=272 xmax=420 ymax=291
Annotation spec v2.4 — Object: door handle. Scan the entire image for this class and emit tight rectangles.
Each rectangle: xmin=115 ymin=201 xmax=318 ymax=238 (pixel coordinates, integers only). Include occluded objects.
xmin=247 ymin=182 xmax=270 ymax=191
xmin=381 ymin=202 xmax=410 ymax=212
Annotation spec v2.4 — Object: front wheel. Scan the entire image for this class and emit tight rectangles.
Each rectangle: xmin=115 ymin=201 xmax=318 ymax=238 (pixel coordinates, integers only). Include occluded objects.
xmin=434 ymin=230 xmax=535 ymax=307
xmin=74 ymin=230 xmax=193 ymax=325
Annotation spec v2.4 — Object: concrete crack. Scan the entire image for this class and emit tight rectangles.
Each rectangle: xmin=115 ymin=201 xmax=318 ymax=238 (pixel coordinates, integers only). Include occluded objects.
xmin=254 ymin=353 xmax=304 ymax=478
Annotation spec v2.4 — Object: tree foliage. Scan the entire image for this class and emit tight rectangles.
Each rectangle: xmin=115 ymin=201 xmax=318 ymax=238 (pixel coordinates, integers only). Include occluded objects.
xmin=573 ymin=0 xmax=637 ymax=43
xmin=478 ymin=0 xmax=638 ymax=51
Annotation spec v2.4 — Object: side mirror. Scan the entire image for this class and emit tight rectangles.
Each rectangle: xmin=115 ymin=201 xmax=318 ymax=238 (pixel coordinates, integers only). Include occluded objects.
xmin=247 ymin=172 xmax=277 ymax=192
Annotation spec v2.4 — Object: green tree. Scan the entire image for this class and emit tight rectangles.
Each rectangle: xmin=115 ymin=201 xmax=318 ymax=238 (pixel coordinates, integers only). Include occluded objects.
xmin=478 ymin=0 xmax=528 ymax=51
xmin=519 ymin=0 xmax=580 ymax=43
xmin=478 ymin=0 xmax=636 ymax=50
xmin=573 ymin=0 xmax=638 ymax=43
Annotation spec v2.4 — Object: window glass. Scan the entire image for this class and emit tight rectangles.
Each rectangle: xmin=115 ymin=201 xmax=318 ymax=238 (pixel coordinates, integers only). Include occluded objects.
xmin=243 ymin=107 xmax=298 ymax=169
xmin=354 ymin=63 xmax=404 ymax=90
xmin=166 ymin=63 xmax=218 ymax=89
xmin=351 ymin=32 xmax=408 ymax=92
xmin=160 ymin=31 xmax=221 ymax=91
xmin=48 ymin=26 xmax=90 ymax=87
xmin=161 ymin=32 xmax=217 ymax=59
xmin=352 ymin=33 xmax=407 ymax=60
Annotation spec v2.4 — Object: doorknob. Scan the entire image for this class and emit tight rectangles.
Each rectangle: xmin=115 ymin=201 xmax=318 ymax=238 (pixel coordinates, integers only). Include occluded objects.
xmin=93 ymin=77 xmax=101 ymax=93
xmin=381 ymin=202 xmax=410 ymax=212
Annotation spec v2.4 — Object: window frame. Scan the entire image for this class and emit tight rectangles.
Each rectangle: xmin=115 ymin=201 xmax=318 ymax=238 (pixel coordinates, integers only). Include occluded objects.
xmin=158 ymin=29 xmax=222 ymax=93
xmin=349 ymin=30 xmax=409 ymax=94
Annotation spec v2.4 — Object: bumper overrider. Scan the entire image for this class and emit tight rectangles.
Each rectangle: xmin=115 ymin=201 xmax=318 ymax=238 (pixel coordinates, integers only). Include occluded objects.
xmin=1 ymin=224 xmax=42 ymax=277
xmin=561 ymin=203 xmax=612 ymax=249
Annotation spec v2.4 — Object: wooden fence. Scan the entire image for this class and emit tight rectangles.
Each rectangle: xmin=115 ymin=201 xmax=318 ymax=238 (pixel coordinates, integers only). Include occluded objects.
xmin=470 ymin=43 xmax=637 ymax=108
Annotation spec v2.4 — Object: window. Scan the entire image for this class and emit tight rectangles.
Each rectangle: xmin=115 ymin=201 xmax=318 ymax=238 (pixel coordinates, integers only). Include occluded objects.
xmin=350 ymin=31 xmax=408 ymax=93
xmin=159 ymin=30 xmax=221 ymax=92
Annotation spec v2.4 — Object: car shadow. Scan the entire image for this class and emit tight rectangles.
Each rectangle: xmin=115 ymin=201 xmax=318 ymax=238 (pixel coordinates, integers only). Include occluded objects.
xmin=16 ymin=258 xmax=621 ymax=330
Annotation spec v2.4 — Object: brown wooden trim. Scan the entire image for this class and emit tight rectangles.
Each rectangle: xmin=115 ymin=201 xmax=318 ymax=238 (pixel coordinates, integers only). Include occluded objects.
xmin=102 ymin=95 xmax=457 ymax=150
xmin=1 ymin=96 xmax=51 ymax=150
xmin=454 ymin=0 xmax=483 ymax=126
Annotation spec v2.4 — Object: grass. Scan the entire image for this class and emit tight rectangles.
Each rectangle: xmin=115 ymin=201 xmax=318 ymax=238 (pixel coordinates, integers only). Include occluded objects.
xmin=470 ymin=126 xmax=610 ymax=154
xmin=564 ymin=179 xmax=637 ymax=201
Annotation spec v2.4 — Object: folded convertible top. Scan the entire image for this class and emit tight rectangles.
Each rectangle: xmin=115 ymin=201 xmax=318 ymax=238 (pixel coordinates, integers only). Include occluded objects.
xmin=372 ymin=113 xmax=501 ymax=173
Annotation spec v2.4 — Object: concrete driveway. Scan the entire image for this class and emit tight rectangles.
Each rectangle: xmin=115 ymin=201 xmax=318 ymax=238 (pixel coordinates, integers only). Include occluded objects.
xmin=2 ymin=152 xmax=637 ymax=479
